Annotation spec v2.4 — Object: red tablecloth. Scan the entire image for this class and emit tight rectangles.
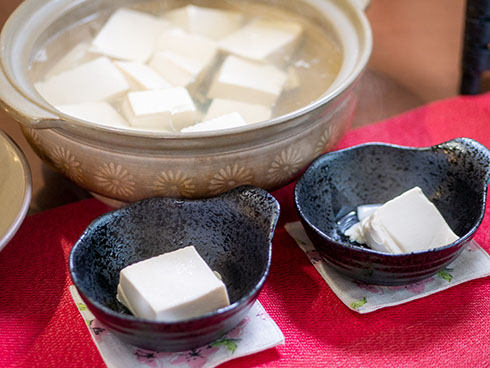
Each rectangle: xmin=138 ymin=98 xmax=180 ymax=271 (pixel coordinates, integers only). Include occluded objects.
xmin=2 ymin=93 xmax=490 ymax=367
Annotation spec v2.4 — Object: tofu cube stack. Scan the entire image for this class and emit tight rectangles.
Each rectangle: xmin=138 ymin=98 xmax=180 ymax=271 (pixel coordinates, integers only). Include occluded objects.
xmin=35 ymin=5 xmax=304 ymax=132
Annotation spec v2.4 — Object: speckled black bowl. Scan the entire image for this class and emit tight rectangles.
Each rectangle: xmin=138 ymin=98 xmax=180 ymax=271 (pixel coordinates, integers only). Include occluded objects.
xmin=69 ymin=186 xmax=279 ymax=351
xmin=294 ymin=138 xmax=490 ymax=285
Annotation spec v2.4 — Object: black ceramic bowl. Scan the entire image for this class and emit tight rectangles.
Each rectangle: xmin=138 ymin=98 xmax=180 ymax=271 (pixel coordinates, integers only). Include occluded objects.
xmin=294 ymin=138 xmax=490 ymax=285
xmin=69 ymin=186 xmax=280 ymax=351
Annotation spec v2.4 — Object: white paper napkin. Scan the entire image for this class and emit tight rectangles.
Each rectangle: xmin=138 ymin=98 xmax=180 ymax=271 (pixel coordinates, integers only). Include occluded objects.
xmin=70 ymin=286 xmax=284 ymax=368
xmin=285 ymin=221 xmax=490 ymax=313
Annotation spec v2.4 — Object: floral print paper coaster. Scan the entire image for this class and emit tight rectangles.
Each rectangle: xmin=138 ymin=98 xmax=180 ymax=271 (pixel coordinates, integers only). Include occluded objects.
xmin=70 ymin=286 xmax=284 ymax=368
xmin=285 ymin=221 xmax=490 ymax=314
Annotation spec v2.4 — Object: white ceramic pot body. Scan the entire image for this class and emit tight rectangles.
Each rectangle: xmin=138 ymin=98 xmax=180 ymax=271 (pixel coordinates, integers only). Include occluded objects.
xmin=0 ymin=0 xmax=371 ymax=204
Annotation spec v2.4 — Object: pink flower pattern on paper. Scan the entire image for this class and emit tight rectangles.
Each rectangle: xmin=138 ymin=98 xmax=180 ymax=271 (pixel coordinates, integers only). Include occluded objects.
xmin=256 ymin=311 xmax=268 ymax=321
xmin=355 ymin=281 xmax=385 ymax=295
xmin=226 ymin=316 xmax=250 ymax=339
xmin=168 ymin=346 xmax=220 ymax=368
xmin=134 ymin=349 xmax=171 ymax=368
xmin=467 ymin=241 xmax=479 ymax=252
xmin=89 ymin=319 xmax=109 ymax=343
xmin=133 ymin=316 xmax=252 ymax=368
xmin=388 ymin=277 xmax=435 ymax=294
xmin=306 ymin=250 xmax=322 ymax=266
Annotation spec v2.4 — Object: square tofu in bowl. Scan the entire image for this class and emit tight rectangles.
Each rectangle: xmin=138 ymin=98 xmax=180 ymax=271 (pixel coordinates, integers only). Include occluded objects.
xmin=69 ymin=186 xmax=280 ymax=351
xmin=294 ymin=138 xmax=490 ymax=285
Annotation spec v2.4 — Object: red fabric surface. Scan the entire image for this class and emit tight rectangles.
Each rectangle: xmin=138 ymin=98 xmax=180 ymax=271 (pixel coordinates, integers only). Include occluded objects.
xmin=2 ymin=93 xmax=490 ymax=367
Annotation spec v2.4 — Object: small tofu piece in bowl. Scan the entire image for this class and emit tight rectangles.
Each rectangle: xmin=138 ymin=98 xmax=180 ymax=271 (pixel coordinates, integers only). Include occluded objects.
xmin=69 ymin=186 xmax=280 ymax=351
xmin=344 ymin=187 xmax=459 ymax=254
xmin=117 ymin=246 xmax=230 ymax=322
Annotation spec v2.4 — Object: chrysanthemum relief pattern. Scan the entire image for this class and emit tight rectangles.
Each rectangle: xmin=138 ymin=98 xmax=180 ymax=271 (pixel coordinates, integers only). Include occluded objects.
xmin=208 ymin=164 xmax=253 ymax=195
xmin=152 ymin=171 xmax=196 ymax=198
xmin=94 ymin=162 xmax=135 ymax=198
xmin=50 ymin=146 xmax=83 ymax=183
xmin=267 ymin=147 xmax=304 ymax=185
xmin=26 ymin=128 xmax=42 ymax=146
xmin=315 ymin=126 xmax=333 ymax=156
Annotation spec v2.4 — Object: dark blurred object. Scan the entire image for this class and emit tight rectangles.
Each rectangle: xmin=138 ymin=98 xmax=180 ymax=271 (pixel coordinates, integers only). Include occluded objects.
xmin=461 ymin=0 xmax=490 ymax=94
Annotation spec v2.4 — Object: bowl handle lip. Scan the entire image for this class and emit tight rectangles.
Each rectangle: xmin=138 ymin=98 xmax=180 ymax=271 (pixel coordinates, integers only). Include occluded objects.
xmin=0 ymin=64 xmax=63 ymax=129
xmin=300 ymin=137 xmax=490 ymax=189
xmin=227 ymin=185 xmax=281 ymax=231
xmin=69 ymin=185 xmax=280 ymax=326
xmin=294 ymin=137 xmax=490 ymax=255
xmin=438 ymin=137 xmax=490 ymax=184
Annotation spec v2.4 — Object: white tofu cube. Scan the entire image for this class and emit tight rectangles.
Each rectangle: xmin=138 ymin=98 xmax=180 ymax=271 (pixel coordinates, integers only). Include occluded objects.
xmin=208 ymin=56 xmax=287 ymax=106
xmin=92 ymin=8 xmax=169 ymax=62
xmin=206 ymin=98 xmax=271 ymax=124
xmin=284 ymin=66 xmax=301 ymax=91
xmin=155 ymin=28 xmax=218 ymax=61
xmin=117 ymin=246 xmax=230 ymax=321
xmin=345 ymin=187 xmax=459 ymax=254
xmin=35 ymin=57 xmax=130 ymax=106
xmin=149 ymin=51 xmax=204 ymax=87
xmin=114 ymin=61 xmax=173 ymax=90
xmin=56 ymin=102 xmax=129 ymax=128
xmin=164 ymin=5 xmax=244 ymax=40
xmin=45 ymin=43 xmax=95 ymax=79
xmin=150 ymin=29 xmax=218 ymax=87
xmin=181 ymin=112 xmax=247 ymax=133
xmin=122 ymin=87 xmax=197 ymax=131
xmin=219 ymin=19 xmax=303 ymax=62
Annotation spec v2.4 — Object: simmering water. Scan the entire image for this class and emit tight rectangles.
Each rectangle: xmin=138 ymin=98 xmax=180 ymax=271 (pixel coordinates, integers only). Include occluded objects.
xmin=30 ymin=0 xmax=343 ymax=126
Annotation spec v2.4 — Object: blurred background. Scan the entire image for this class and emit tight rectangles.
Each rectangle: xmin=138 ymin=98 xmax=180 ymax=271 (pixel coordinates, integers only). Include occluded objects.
xmin=0 ymin=0 xmax=468 ymax=212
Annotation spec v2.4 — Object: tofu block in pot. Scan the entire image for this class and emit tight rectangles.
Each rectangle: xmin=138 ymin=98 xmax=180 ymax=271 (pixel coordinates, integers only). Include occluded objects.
xmin=164 ymin=5 xmax=244 ymax=40
xmin=181 ymin=112 xmax=247 ymax=133
xmin=208 ymin=55 xmax=287 ymax=106
xmin=151 ymin=29 xmax=218 ymax=87
xmin=35 ymin=57 xmax=130 ymax=106
xmin=45 ymin=42 xmax=96 ymax=79
xmin=206 ymin=98 xmax=272 ymax=124
xmin=122 ymin=87 xmax=197 ymax=131
xmin=284 ymin=66 xmax=301 ymax=91
xmin=114 ymin=61 xmax=173 ymax=90
xmin=56 ymin=102 xmax=129 ymax=128
xmin=149 ymin=51 xmax=205 ymax=88
xmin=219 ymin=19 xmax=303 ymax=63
xmin=155 ymin=28 xmax=218 ymax=61
xmin=117 ymin=246 xmax=230 ymax=321
xmin=92 ymin=8 xmax=169 ymax=63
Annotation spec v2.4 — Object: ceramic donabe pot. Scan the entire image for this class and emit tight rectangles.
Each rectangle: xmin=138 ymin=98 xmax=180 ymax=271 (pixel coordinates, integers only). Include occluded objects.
xmin=0 ymin=0 xmax=371 ymax=205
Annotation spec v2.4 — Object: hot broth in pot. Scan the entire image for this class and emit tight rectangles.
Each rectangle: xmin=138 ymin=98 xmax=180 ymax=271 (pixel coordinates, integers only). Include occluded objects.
xmin=30 ymin=0 xmax=342 ymax=133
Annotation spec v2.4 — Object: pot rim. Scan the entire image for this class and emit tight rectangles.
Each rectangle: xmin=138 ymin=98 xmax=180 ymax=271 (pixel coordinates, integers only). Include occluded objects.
xmin=0 ymin=0 xmax=372 ymax=139
xmin=0 ymin=130 xmax=32 ymax=253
